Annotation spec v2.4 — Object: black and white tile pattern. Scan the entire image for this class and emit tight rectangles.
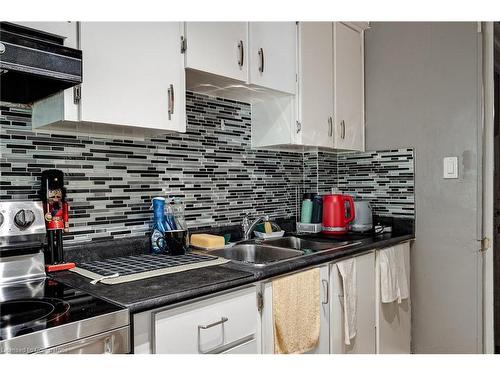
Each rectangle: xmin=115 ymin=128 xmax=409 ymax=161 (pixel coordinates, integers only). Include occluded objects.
xmin=1 ymin=91 xmax=414 ymax=245
xmin=303 ymin=149 xmax=415 ymax=218
xmin=1 ymin=92 xmax=302 ymax=244
xmin=336 ymin=149 xmax=414 ymax=217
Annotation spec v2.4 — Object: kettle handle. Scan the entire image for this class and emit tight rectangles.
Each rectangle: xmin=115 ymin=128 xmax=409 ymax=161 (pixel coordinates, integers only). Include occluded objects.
xmin=343 ymin=195 xmax=356 ymax=224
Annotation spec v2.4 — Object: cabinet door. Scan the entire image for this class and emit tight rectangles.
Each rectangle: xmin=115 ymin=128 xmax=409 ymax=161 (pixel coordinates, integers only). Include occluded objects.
xmin=79 ymin=22 xmax=185 ymax=131
xmin=297 ymin=22 xmax=334 ymax=148
xmin=307 ymin=265 xmax=330 ymax=354
xmin=248 ymin=22 xmax=297 ymax=94
xmin=376 ymin=243 xmax=411 ymax=354
xmin=330 ymin=251 xmax=376 ymax=354
xmin=333 ymin=22 xmax=364 ymax=151
xmin=260 ymin=266 xmax=330 ymax=354
xmin=12 ymin=22 xmax=78 ymax=47
xmin=185 ymin=22 xmax=248 ymax=82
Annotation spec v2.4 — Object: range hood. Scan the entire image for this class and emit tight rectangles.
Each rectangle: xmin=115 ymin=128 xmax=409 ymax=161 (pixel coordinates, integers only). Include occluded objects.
xmin=0 ymin=22 xmax=82 ymax=104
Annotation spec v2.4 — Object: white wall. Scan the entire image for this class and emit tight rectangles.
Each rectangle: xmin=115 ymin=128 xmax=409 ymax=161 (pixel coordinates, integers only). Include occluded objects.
xmin=365 ymin=22 xmax=483 ymax=353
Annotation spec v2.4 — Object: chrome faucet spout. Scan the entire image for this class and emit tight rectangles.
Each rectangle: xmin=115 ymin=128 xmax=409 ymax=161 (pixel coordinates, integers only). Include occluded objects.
xmin=241 ymin=214 xmax=276 ymax=240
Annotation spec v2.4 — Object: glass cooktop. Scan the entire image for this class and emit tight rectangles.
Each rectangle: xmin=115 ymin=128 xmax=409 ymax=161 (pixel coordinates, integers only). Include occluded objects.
xmin=0 ymin=278 xmax=123 ymax=342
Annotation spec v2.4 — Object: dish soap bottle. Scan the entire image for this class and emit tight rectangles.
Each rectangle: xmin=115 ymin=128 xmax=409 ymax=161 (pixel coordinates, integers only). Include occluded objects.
xmin=151 ymin=197 xmax=168 ymax=254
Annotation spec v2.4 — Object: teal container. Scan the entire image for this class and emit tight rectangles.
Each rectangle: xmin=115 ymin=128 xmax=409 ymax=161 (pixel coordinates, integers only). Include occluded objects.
xmin=300 ymin=193 xmax=314 ymax=223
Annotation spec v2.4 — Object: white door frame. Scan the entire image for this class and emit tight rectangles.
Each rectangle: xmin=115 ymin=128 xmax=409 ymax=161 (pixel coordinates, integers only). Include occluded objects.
xmin=481 ymin=21 xmax=495 ymax=354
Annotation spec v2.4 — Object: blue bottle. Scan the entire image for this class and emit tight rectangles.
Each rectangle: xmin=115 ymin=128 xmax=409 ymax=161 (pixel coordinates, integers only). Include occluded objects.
xmin=151 ymin=197 xmax=168 ymax=254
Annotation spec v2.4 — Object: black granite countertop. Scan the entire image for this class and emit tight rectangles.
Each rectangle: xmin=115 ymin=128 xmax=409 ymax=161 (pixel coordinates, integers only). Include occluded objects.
xmin=50 ymin=231 xmax=414 ymax=314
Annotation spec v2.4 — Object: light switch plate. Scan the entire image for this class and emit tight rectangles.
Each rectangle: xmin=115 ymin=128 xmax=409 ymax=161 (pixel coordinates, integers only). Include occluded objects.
xmin=443 ymin=157 xmax=458 ymax=179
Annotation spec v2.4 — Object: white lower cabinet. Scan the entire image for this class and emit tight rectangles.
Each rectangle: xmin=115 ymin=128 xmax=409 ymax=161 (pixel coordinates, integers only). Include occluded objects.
xmin=260 ymin=265 xmax=330 ymax=354
xmin=133 ymin=286 xmax=259 ymax=354
xmin=308 ymin=265 xmax=330 ymax=354
xmin=330 ymin=251 xmax=376 ymax=354
xmin=132 ymin=243 xmax=411 ymax=354
xmin=375 ymin=242 xmax=412 ymax=354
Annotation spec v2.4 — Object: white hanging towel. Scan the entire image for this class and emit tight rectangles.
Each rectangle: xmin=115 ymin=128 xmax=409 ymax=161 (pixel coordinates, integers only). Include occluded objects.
xmin=336 ymin=258 xmax=357 ymax=345
xmin=395 ymin=246 xmax=409 ymax=302
xmin=378 ymin=247 xmax=409 ymax=304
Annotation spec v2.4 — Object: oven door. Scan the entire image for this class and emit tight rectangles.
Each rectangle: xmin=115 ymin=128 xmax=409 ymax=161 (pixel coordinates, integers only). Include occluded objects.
xmin=37 ymin=327 xmax=130 ymax=354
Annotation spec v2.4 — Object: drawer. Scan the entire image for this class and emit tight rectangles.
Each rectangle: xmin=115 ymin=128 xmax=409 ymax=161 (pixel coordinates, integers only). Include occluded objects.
xmin=153 ymin=286 xmax=257 ymax=354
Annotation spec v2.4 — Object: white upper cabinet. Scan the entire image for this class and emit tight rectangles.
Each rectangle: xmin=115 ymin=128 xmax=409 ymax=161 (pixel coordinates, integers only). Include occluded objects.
xmin=251 ymin=21 xmax=366 ymax=151
xmin=33 ymin=22 xmax=186 ymax=134
xmin=297 ymin=22 xmax=334 ymax=149
xmin=248 ymin=22 xmax=297 ymax=94
xmin=184 ymin=22 xmax=248 ymax=82
xmin=333 ymin=22 xmax=365 ymax=151
xmin=79 ymin=22 xmax=185 ymax=131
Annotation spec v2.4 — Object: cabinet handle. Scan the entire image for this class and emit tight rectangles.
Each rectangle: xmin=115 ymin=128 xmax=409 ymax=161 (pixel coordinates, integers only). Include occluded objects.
xmin=339 ymin=120 xmax=346 ymax=139
xmin=322 ymin=279 xmax=329 ymax=304
xmin=328 ymin=117 xmax=333 ymax=137
xmin=197 ymin=316 xmax=228 ymax=354
xmin=238 ymin=40 xmax=244 ymax=68
xmin=168 ymin=84 xmax=174 ymax=120
xmin=104 ymin=336 xmax=114 ymax=354
xmin=198 ymin=316 xmax=228 ymax=330
xmin=258 ymin=48 xmax=264 ymax=73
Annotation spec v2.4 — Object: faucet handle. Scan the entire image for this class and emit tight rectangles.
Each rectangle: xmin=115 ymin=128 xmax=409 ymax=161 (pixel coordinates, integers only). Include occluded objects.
xmin=242 ymin=213 xmax=251 ymax=228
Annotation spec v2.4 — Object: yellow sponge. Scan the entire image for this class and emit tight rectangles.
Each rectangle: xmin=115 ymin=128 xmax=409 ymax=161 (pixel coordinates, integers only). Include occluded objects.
xmin=264 ymin=221 xmax=272 ymax=234
xmin=190 ymin=233 xmax=225 ymax=249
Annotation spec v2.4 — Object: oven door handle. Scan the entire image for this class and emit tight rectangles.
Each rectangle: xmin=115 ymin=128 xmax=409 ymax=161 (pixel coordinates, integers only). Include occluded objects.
xmin=35 ymin=328 xmax=129 ymax=354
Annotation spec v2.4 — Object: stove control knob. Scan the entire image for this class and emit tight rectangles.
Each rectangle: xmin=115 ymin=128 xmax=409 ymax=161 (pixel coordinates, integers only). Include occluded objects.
xmin=14 ymin=209 xmax=35 ymax=230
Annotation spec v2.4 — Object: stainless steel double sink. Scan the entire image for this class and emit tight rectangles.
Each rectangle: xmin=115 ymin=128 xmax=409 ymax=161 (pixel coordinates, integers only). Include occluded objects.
xmin=206 ymin=236 xmax=360 ymax=267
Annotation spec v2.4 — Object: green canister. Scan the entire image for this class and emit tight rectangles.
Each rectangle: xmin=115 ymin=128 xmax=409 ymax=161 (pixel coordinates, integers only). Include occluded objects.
xmin=300 ymin=193 xmax=314 ymax=223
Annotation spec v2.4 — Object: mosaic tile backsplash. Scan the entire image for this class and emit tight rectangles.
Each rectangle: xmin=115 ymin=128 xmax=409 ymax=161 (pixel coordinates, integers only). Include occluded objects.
xmin=1 ymin=91 xmax=414 ymax=244
xmin=1 ymin=92 xmax=302 ymax=244
xmin=304 ymin=149 xmax=415 ymax=218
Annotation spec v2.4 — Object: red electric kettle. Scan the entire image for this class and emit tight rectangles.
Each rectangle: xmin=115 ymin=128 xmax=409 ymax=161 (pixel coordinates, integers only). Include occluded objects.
xmin=322 ymin=194 xmax=355 ymax=235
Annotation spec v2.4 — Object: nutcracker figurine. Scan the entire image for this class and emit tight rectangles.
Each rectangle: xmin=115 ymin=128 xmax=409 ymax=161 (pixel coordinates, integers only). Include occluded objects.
xmin=40 ymin=169 xmax=69 ymax=265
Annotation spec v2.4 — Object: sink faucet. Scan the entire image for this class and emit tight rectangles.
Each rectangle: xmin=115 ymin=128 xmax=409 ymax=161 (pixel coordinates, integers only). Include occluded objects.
xmin=242 ymin=214 xmax=280 ymax=240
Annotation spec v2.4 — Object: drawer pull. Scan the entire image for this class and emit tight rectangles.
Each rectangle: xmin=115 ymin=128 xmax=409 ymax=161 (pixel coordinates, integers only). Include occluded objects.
xmin=198 ymin=316 xmax=228 ymax=330
xmin=198 ymin=316 xmax=228 ymax=354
